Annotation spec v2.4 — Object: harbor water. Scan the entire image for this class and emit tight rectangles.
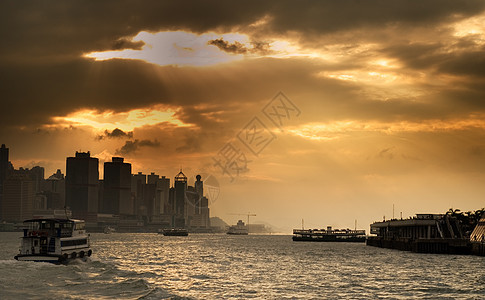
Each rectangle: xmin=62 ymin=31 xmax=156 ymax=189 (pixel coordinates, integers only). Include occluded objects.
xmin=1 ymin=232 xmax=484 ymax=299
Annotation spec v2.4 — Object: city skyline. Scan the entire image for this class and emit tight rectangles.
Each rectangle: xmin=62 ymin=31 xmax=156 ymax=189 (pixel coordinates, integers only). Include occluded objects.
xmin=0 ymin=146 xmax=212 ymax=231
xmin=2 ymin=1 xmax=485 ymax=231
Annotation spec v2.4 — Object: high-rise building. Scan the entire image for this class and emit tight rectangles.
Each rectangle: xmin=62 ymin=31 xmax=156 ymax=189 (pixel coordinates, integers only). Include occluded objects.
xmin=174 ymin=170 xmax=187 ymax=227
xmin=65 ymin=151 xmax=99 ymax=222
xmin=41 ymin=169 xmax=65 ymax=209
xmin=132 ymin=172 xmax=146 ymax=216
xmin=0 ymin=144 xmax=10 ymax=214
xmin=1 ymin=173 xmax=34 ymax=222
xmin=194 ymin=174 xmax=203 ymax=214
xmin=103 ymin=157 xmax=132 ymax=215
xmin=159 ymin=176 xmax=170 ymax=214
xmin=188 ymin=175 xmax=210 ymax=229
xmin=147 ymin=172 xmax=160 ymax=216
xmin=0 ymin=144 xmax=9 ymax=184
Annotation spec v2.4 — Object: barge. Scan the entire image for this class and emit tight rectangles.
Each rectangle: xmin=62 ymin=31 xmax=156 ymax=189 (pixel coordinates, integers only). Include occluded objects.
xmin=293 ymin=226 xmax=366 ymax=242
xmin=14 ymin=218 xmax=92 ymax=264
xmin=159 ymin=228 xmax=189 ymax=236
xmin=367 ymin=214 xmax=471 ymax=254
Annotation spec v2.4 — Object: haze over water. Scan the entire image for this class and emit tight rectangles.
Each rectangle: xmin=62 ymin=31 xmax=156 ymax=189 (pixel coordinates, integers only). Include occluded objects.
xmin=2 ymin=232 xmax=484 ymax=299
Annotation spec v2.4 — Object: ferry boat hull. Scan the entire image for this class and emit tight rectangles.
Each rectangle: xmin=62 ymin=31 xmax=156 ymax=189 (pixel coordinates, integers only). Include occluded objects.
xmin=159 ymin=228 xmax=189 ymax=236
xmin=227 ymin=232 xmax=248 ymax=235
xmin=292 ymin=235 xmax=365 ymax=242
xmin=14 ymin=254 xmax=65 ymax=263
xmin=293 ymin=227 xmax=366 ymax=243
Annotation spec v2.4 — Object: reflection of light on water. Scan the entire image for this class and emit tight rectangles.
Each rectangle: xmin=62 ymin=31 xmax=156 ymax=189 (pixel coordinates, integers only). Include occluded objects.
xmin=1 ymin=232 xmax=482 ymax=298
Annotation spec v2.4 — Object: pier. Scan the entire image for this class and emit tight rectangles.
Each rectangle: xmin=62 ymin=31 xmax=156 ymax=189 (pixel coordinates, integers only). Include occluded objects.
xmin=367 ymin=214 xmax=472 ymax=254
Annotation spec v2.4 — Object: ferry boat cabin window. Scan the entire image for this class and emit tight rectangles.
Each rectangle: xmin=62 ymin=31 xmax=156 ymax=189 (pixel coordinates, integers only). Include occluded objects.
xmin=40 ymin=222 xmax=51 ymax=229
xmin=74 ymin=223 xmax=85 ymax=230
xmin=61 ymin=222 xmax=73 ymax=230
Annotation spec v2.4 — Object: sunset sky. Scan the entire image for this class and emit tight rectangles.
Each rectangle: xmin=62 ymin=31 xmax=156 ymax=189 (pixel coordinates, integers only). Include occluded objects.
xmin=2 ymin=1 xmax=485 ymax=231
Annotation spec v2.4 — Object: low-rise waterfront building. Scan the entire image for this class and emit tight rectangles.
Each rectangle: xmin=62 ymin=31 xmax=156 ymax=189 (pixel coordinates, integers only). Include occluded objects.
xmin=367 ymin=214 xmax=470 ymax=254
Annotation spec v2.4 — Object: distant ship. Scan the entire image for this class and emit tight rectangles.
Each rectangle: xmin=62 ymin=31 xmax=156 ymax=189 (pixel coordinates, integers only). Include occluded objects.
xmin=227 ymin=220 xmax=249 ymax=235
xmin=159 ymin=228 xmax=189 ymax=236
xmin=103 ymin=225 xmax=116 ymax=234
xmin=293 ymin=226 xmax=366 ymax=242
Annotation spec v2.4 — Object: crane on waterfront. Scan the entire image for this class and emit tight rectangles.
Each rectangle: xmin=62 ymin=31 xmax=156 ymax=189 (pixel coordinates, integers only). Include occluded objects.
xmin=229 ymin=213 xmax=257 ymax=233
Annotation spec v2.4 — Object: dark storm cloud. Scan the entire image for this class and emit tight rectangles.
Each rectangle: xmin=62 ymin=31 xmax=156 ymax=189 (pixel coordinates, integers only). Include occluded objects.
xmin=116 ymin=139 xmax=160 ymax=155
xmin=381 ymin=41 xmax=485 ymax=78
xmin=438 ymin=49 xmax=485 ymax=78
xmin=2 ymin=0 xmax=484 ymax=61
xmin=381 ymin=42 xmax=445 ymax=70
xmin=112 ymin=38 xmax=145 ymax=51
xmin=0 ymin=0 xmax=269 ymax=60
xmin=97 ymin=128 xmax=133 ymax=140
xmin=208 ymin=39 xmax=249 ymax=54
xmin=2 ymin=0 xmax=485 ymax=132
xmin=208 ymin=38 xmax=272 ymax=55
xmin=0 ymin=58 xmax=170 ymax=127
xmin=264 ymin=0 xmax=485 ymax=37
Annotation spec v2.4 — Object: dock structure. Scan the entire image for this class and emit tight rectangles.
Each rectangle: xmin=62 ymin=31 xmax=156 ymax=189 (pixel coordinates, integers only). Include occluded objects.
xmin=367 ymin=214 xmax=471 ymax=254
xmin=470 ymin=213 xmax=485 ymax=256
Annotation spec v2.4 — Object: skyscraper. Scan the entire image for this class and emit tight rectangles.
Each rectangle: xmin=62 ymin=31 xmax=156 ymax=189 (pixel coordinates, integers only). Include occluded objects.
xmin=189 ymin=175 xmax=210 ymax=229
xmin=0 ymin=144 xmax=8 ymax=184
xmin=102 ymin=157 xmax=132 ymax=215
xmin=42 ymin=169 xmax=65 ymax=209
xmin=1 ymin=173 xmax=35 ymax=222
xmin=174 ymin=170 xmax=187 ymax=227
xmin=132 ymin=172 xmax=147 ymax=217
xmin=194 ymin=174 xmax=203 ymax=214
xmin=0 ymin=144 xmax=10 ymax=214
xmin=65 ymin=151 xmax=99 ymax=222
xmin=147 ymin=172 xmax=160 ymax=217
xmin=159 ymin=176 xmax=170 ymax=214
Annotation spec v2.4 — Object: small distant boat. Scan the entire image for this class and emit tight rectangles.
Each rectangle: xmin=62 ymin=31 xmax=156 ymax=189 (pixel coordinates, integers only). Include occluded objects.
xmin=159 ymin=228 xmax=189 ymax=236
xmin=103 ymin=226 xmax=116 ymax=234
xmin=293 ymin=226 xmax=366 ymax=242
xmin=14 ymin=218 xmax=92 ymax=264
xmin=227 ymin=220 xmax=249 ymax=235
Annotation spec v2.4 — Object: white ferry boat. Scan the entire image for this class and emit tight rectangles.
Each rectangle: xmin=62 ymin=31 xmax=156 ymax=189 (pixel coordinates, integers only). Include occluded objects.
xmin=14 ymin=218 xmax=92 ymax=264
xmin=227 ymin=220 xmax=249 ymax=235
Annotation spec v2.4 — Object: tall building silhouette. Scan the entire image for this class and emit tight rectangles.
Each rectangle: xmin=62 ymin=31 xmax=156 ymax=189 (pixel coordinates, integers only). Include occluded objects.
xmin=159 ymin=176 xmax=170 ymax=214
xmin=65 ymin=151 xmax=99 ymax=223
xmin=1 ymin=173 xmax=34 ymax=222
xmin=174 ymin=170 xmax=187 ymax=227
xmin=102 ymin=157 xmax=132 ymax=215
xmin=0 ymin=144 xmax=10 ymax=214
xmin=189 ymin=175 xmax=210 ymax=229
xmin=132 ymin=172 xmax=146 ymax=217
xmin=42 ymin=169 xmax=65 ymax=209
xmin=0 ymin=144 xmax=8 ymax=184
xmin=147 ymin=172 xmax=160 ymax=217
xmin=195 ymin=174 xmax=203 ymax=213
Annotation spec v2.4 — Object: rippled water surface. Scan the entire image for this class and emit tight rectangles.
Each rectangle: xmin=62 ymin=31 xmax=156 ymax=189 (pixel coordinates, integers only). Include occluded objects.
xmin=1 ymin=232 xmax=485 ymax=299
